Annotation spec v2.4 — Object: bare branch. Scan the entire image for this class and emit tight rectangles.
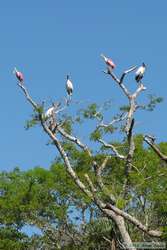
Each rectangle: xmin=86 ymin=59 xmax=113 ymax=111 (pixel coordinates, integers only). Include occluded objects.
xmin=104 ymin=204 xmax=162 ymax=238
xmin=84 ymin=174 xmax=97 ymax=194
xmin=18 ymin=82 xmax=38 ymax=110
xmin=17 ymin=82 xmax=93 ymax=199
xmin=96 ymin=157 xmax=110 ymax=186
xmin=98 ymin=139 xmax=125 ymax=160
xmin=120 ymin=66 xmax=137 ymax=84
xmin=103 ymin=65 xmax=146 ymax=135
xmin=97 ymin=112 xmax=128 ymax=129
xmin=57 ymin=126 xmax=92 ymax=157
xmin=41 ymin=122 xmax=93 ymax=199
xmin=144 ymin=135 xmax=167 ymax=163
xmin=132 ymin=83 xmax=147 ymax=99
xmin=108 ymin=69 xmax=131 ymax=98
xmin=104 ymin=66 xmax=139 ymax=98
xmin=103 ymin=208 xmax=137 ymax=250
xmin=123 ymin=118 xmax=135 ymax=198
xmin=127 ymin=118 xmax=135 ymax=158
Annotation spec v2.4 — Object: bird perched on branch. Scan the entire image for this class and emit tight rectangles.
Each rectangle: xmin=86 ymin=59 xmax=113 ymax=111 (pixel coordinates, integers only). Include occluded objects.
xmin=13 ymin=67 xmax=24 ymax=83
xmin=145 ymin=134 xmax=156 ymax=143
xmin=45 ymin=106 xmax=54 ymax=119
xmin=66 ymin=75 xmax=73 ymax=97
xmin=101 ymin=53 xmax=116 ymax=69
xmin=45 ymin=105 xmax=57 ymax=133
xmin=135 ymin=63 xmax=146 ymax=83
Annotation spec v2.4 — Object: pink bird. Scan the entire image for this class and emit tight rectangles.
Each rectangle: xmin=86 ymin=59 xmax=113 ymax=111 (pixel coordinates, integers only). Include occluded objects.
xmin=101 ymin=53 xmax=116 ymax=69
xmin=13 ymin=67 xmax=24 ymax=83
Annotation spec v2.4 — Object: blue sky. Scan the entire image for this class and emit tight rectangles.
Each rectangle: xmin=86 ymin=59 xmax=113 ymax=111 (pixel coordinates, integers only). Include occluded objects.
xmin=0 ymin=1 xmax=167 ymax=171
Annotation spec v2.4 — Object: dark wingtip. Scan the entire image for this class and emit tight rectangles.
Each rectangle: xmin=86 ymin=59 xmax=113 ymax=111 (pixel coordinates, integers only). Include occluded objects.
xmin=135 ymin=75 xmax=140 ymax=82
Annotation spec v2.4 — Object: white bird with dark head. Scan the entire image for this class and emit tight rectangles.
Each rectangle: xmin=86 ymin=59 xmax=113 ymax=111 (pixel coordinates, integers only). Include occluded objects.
xmin=135 ymin=63 xmax=146 ymax=83
xmin=66 ymin=75 xmax=73 ymax=96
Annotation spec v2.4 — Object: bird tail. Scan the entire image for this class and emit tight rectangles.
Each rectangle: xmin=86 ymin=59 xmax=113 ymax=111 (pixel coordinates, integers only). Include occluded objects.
xmin=135 ymin=75 xmax=140 ymax=82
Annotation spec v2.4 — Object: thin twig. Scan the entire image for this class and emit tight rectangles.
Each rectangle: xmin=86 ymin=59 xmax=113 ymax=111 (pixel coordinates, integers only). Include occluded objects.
xmin=98 ymin=139 xmax=125 ymax=160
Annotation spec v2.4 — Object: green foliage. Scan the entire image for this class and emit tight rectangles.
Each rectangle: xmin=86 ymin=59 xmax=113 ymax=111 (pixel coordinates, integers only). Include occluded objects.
xmin=120 ymin=105 xmax=130 ymax=112
xmin=0 ymin=227 xmax=30 ymax=250
xmin=61 ymin=117 xmax=73 ymax=134
xmin=35 ymin=105 xmax=44 ymax=114
xmin=25 ymin=117 xmax=38 ymax=130
xmin=146 ymin=95 xmax=163 ymax=111
xmin=82 ymin=103 xmax=99 ymax=119
xmin=78 ymin=103 xmax=103 ymax=122
xmin=116 ymin=198 xmax=127 ymax=209
xmin=90 ymin=129 xmax=102 ymax=141
xmin=24 ymin=104 xmax=45 ymax=130
xmin=1 ymin=137 xmax=167 ymax=248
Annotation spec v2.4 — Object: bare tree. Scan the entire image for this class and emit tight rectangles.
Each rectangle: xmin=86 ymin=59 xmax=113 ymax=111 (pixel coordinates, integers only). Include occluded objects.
xmin=15 ymin=55 xmax=163 ymax=250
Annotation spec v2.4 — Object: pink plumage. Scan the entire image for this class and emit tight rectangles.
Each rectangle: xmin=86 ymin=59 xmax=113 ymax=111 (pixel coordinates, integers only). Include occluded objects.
xmin=101 ymin=54 xmax=116 ymax=69
xmin=14 ymin=68 xmax=24 ymax=82
xmin=106 ymin=58 xmax=116 ymax=69
xmin=16 ymin=71 xmax=24 ymax=82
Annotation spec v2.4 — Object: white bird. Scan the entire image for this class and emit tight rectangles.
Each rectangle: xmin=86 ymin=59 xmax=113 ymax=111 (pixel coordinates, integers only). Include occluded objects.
xmin=45 ymin=106 xmax=54 ymax=118
xmin=66 ymin=75 xmax=73 ymax=96
xmin=135 ymin=63 xmax=146 ymax=82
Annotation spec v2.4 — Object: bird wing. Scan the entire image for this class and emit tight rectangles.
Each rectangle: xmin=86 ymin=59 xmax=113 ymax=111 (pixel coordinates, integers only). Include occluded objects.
xmin=66 ymin=79 xmax=73 ymax=91
xmin=45 ymin=107 xmax=54 ymax=117
xmin=135 ymin=66 xmax=145 ymax=76
xmin=107 ymin=59 xmax=115 ymax=68
xmin=135 ymin=67 xmax=142 ymax=76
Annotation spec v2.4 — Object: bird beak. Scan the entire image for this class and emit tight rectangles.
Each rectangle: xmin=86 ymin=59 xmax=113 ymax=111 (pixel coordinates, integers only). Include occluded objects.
xmin=100 ymin=53 xmax=105 ymax=60
xmin=13 ymin=67 xmax=17 ymax=74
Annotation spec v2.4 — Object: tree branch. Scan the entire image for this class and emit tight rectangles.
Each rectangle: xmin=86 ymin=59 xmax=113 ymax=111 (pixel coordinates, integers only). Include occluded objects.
xmin=97 ymin=112 xmax=128 ymax=129
xmin=123 ymin=118 xmax=135 ymax=198
xmin=120 ymin=66 xmax=137 ymax=84
xmin=104 ymin=204 xmax=162 ymax=238
xmin=84 ymin=174 xmax=136 ymax=250
xmin=144 ymin=135 xmax=167 ymax=163
xmin=105 ymin=68 xmax=130 ymax=98
xmin=95 ymin=157 xmax=116 ymax=204
xmin=98 ymin=139 xmax=125 ymax=160
xmin=57 ymin=126 xmax=92 ymax=157
xmin=17 ymin=82 xmax=93 ymax=199
xmin=18 ymin=82 xmax=38 ymax=110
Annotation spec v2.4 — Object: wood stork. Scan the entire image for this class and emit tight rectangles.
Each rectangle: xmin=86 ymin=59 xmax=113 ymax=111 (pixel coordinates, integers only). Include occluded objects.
xmin=135 ymin=63 xmax=146 ymax=82
xmin=66 ymin=75 xmax=73 ymax=96
xmin=45 ymin=106 xmax=54 ymax=119
xmin=101 ymin=54 xmax=116 ymax=69
xmin=13 ymin=67 xmax=24 ymax=83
